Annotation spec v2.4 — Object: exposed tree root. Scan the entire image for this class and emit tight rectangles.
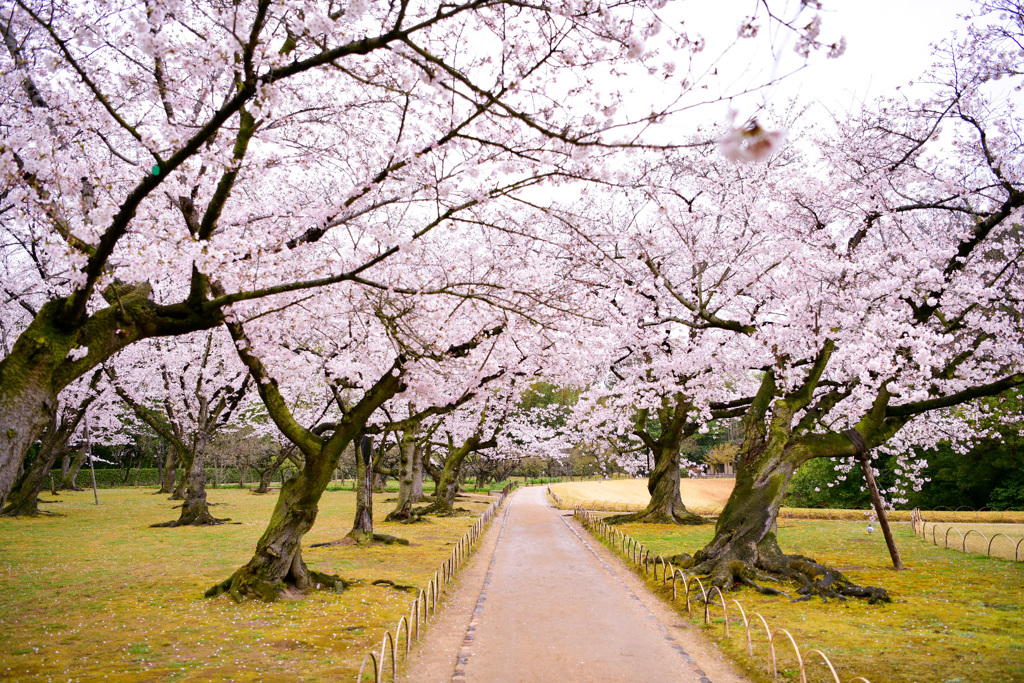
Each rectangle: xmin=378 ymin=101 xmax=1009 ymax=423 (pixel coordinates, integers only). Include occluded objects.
xmin=151 ymin=509 xmax=230 ymax=527
xmin=1 ymin=507 xmax=58 ymax=518
xmin=384 ymin=508 xmax=414 ymax=523
xmin=309 ymin=533 xmax=410 ymax=548
xmin=605 ymin=508 xmax=707 ymax=525
xmin=412 ymin=504 xmax=473 ymax=517
xmin=206 ymin=566 xmax=350 ymax=603
xmin=678 ymin=533 xmax=890 ymax=604
xmin=371 ymin=579 xmax=418 ymax=592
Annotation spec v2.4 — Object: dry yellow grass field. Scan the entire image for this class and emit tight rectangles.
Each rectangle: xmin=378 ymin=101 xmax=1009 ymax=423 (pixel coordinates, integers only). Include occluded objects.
xmin=548 ymin=478 xmax=735 ymax=514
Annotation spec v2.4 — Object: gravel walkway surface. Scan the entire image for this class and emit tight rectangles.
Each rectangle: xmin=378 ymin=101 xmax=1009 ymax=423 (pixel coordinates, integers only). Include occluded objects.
xmin=402 ymin=486 xmax=750 ymax=683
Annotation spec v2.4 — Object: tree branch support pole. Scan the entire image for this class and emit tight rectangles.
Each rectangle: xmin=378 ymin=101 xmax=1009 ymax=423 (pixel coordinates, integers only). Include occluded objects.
xmin=847 ymin=429 xmax=901 ymax=569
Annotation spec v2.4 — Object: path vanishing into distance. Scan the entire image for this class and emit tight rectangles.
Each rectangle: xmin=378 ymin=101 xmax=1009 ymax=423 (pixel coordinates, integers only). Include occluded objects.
xmin=403 ymin=487 xmax=750 ymax=683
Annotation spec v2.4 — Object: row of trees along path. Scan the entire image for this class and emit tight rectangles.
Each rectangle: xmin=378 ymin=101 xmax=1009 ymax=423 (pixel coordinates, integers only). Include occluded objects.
xmin=2 ymin=0 xmax=1023 ymax=607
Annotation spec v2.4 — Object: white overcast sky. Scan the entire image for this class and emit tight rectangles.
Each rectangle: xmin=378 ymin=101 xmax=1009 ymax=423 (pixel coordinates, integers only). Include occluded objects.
xmin=623 ymin=0 xmax=980 ymax=134
xmin=766 ymin=0 xmax=975 ymax=109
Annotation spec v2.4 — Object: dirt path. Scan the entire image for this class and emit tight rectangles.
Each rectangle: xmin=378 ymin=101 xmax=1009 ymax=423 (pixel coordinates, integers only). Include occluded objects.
xmin=403 ymin=486 xmax=750 ymax=682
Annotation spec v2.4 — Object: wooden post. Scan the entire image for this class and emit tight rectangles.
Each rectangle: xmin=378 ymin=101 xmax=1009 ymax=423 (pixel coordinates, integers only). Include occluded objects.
xmin=857 ymin=453 xmax=902 ymax=569
xmin=842 ymin=427 xmax=903 ymax=570
xmin=87 ymin=411 xmax=99 ymax=505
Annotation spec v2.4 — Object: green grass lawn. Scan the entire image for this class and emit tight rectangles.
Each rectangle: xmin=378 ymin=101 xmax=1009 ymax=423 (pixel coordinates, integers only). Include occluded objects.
xmin=0 ymin=487 xmax=493 ymax=681
xmin=613 ymin=518 xmax=1024 ymax=683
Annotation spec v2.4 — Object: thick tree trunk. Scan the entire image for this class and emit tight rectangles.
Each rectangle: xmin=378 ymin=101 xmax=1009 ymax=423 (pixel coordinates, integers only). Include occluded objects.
xmin=608 ymin=443 xmax=703 ymax=524
xmin=347 ymin=436 xmax=375 ymax=542
xmin=157 ymin=448 xmax=179 ymax=495
xmin=59 ymin=446 xmax=88 ymax=491
xmin=253 ymin=447 xmax=295 ymax=494
xmin=410 ymin=445 xmax=425 ymax=502
xmin=171 ymin=450 xmax=190 ymax=500
xmin=2 ymin=405 xmax=82 ymax=516
xmin=2 ymin=441 xmax=61 ymax=516
xmin=255 ymin=467 xmax=276 ymax=494
xmin=207 ymin=342 xmax=405 ymax=601
xmin=206 ymin=429 xmax=378 ymax=600
xmin=674 ymin=442 xmax=890 ymax=603
xmin=153 ymin=441 xmax=225 ymax=527
xmin=417 ymin=444 xmax=473 ymax=516
xmin=386 ymin=427 xmax=419 ymax=522
xmin=608 ymin=399 xmax=702 ymax=525
xmin=0 ymin=358 xmax=59 ymax=505
xmin=205 ymin=460 xmax=348 ymax=602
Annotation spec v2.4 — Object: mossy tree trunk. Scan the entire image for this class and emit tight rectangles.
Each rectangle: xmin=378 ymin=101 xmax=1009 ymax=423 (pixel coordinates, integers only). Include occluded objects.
xmin=418 ymin=418 xmax=497 ymax=516
xmin=254 ymin=445 xmax=298 ymax=494
xmin=207 ymin=321 xmax=406 ymax=601
xmin=153 ymin=430 xmax=225 ymax=527
xmin=607 ymin=394 xmax=703 ymax=525
xmin=410 ymin=442 xmax=425 ymax=502
xmin=157 ymin=447 xmax=179 ymax=495
xmin=673 ymin=341 xmax=1024 ymax=602
xmin=107 ymin=357 xmax=249 ymax=526
xmin=347 ymin=435 xmax=376 ymax=543
xmin=171 ymin=454 xmax=189 ymax=500
xmin=425 ymin=442 xmax=473 ymax=515
xmin=386 ymin=423 xmax=420 ymax=522
xmin=59 ymin=445 xmax=88 ymax=491
xmin=3 ymin=370 xmax=100 ymax=516
xmin=676 ymin=345 xmax=900 ymax=602
xmin=2 ymin=415 xmax=64 ymax=516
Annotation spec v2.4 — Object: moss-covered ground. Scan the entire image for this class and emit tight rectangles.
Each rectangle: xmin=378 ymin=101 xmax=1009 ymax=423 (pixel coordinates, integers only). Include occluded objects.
xmin=616 ymin=518 xmax=1024 ymax=683
xmin=0 ymin=487 xmax=493 ymax=681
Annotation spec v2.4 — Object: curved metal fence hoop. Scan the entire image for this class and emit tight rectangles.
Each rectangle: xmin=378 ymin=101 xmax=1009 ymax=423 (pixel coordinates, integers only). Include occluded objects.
xmin=804 ymin=649 xmax=842 ymax=683
xmin=751 ymin=612 xmax=776 ymax=678
xmin=962 ymin=528 xmax=986 ymax=553
xmin=987 ymin=532 xmax=1017 ymax=557
xmin=945 ymin=526 xmax=965 ymax=550
xmin=427 ymin=579 xmax=437 ymax=619
xmin=707 ymin=586 xmax=729 ymax=636
xmin=653 ymin=555 xmax=667 ymax=582
xmin=671 ymin=568 xmax=687 ymax=602
xmin=1017 ymin=537 xmax=1024 ymax=562
xmin=410 ymin=596 xmax=422 ymax=642
xmin=395 ymin=616 xmax=411 ymax=657
xmin=357 ymin=651 xmax=380 ymax=683
xmin=378 ymin=630 xmax=397 ymax=682
xmin=773 ymin=628 xmax=804 ymax=683
xmin=685 ymin=576 xmax=707 ymax=616
xmin=847 ymin=677 xmax=873 ymax=683
xmin=731 ymin=599 xmax=752 ymax=656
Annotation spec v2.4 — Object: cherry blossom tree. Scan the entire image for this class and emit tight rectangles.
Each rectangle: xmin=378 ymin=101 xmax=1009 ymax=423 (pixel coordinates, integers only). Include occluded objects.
xmin=105 ymin=330 xmax=253 ymax=526
xmin=0 ymin=0 xmax=836 ymax=505
xmin=616 ymin=29 xmax=1023 ymax=599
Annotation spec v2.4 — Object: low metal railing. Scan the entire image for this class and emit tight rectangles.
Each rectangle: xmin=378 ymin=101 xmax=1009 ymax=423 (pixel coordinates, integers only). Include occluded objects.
xmin=355 ymin=482 xmax=517 ymax=682
xmin=910 ymin=508 xmax=1024 ymax=561
xmin=573 ymin=506 xmax=873 ymax=683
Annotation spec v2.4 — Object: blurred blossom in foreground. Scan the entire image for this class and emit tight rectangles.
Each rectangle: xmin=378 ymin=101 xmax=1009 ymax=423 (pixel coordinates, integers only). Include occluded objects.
xmin=719 ymin=113 xmax=787 ymax=162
